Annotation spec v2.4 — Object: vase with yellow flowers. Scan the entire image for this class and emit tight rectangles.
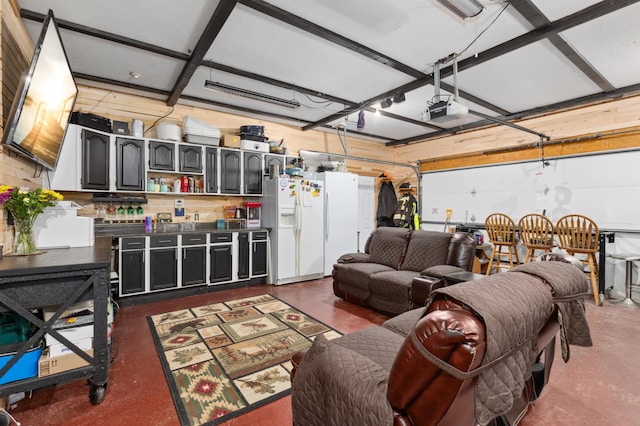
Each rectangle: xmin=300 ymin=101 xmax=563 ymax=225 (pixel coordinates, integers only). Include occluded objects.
xmin=0 ymin=185 xmax=63 ymax=255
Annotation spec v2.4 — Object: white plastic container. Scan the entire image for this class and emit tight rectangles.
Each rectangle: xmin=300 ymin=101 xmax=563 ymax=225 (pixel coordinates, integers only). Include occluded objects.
xmin=156 ymin=122 xmax=181 ymax=141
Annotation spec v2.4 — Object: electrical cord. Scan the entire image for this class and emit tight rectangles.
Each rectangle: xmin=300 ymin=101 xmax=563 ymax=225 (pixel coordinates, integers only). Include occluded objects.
xmin=144 ymin=106 xmax=176 ymax=136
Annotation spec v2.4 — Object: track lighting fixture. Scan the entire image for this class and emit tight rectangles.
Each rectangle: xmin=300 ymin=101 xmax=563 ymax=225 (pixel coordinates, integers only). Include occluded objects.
xmin=436 ymin=0 xmax=483 ymax=19
xmin=204 ymin=80 xmax=301 ymax=109
xmin=380 ymin=98 xmax=393 ymax=109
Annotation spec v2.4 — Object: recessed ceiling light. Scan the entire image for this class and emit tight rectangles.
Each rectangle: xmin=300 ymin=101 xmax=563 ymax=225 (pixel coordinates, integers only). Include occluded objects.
xmin=129 ymin=71 xmax=142 ymax=79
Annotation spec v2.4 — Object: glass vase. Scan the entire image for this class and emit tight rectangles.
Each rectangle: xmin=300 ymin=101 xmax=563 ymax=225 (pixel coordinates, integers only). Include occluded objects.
xmin=13 ymin=216 xmax=37 ymax=255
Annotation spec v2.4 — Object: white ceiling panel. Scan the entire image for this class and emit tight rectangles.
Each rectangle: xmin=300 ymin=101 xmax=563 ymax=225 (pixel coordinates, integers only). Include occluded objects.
xmin=23 ymin=20 xmax=184 ymax=92
xmin=265 ymin=0 xmax=532 ymax=71
xmin=20 ymin=0 xmax=219 ymax=53
xmin=560 ymin=3 xmax=640 ymax=88
xmin=331 ymin=112 xmax=434 ymax=141
xmin=454 ymin=39 xmax=602 ymax=113
xmin=206 ymin=4 xmax=414 ymax=102
xmin=532 ymin=0 xmax=603 ymax=22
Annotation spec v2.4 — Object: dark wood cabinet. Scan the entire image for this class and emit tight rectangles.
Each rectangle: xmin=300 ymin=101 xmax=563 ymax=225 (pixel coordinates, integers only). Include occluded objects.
xmin=179 ymin=145 xmax=203 ymax=173
xmin=238 ymin=232 xmax=250 ymax=280
xmin=120 ymin=250 xmax=145 ymax=295
xmin=149 ymin=141 xmax=175 ymax=170
xmin=182 ymin=246 xmax=206 ymax=286
xmin=205 ymin=147 xmax=218 ymax=193
xmin=252 ymin=240 xmax=268 ymax=276
xmin=116 ymin=137 xmax=144 ymax=191
xmin=120 ymin=237 xmax=146 ymax=295
xmin=210 ymin=245 xmax=232 ymax=283
xmin=220 ymin=149 xmax=241 ymax=194
xmin=149 ymin=248 xmax=178 ymax=290
xmin=149 ymin=235 xmax=178 ymax=290
xmin=244 ymin=151 xmax=263 ymax=195
xmin=81 ymin=129 xmax=110 ymax=190
xmin=264 ymin=154 xmax=284 ymax=175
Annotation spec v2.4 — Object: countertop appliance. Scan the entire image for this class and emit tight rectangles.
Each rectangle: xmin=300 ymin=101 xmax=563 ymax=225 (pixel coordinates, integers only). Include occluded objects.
xmin=34 ymin=202 xmax=94 ymax=249
xmin=318 ymin=172 xmax=359 ymax=276
xmin=262 ymin=178 xmax=325 ymax=285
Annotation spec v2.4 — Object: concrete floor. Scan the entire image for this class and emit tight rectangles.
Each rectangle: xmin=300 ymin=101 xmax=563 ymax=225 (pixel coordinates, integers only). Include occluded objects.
xmin=7 ymin=278 xmax=640 ymax=425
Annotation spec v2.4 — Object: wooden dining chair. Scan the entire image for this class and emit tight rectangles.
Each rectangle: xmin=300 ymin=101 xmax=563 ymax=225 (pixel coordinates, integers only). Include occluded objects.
xmin=555 ymin=214 xmax=601 ymax=305
xmin=484 ymin=213 xmax=520 ymax=274
xmin=518 ymin=214 xmax=555 ymax=263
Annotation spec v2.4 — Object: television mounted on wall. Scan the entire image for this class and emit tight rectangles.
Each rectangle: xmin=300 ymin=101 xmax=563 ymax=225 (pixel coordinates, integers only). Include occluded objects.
xmin=1 ymin=9 xmax=78 ymax=170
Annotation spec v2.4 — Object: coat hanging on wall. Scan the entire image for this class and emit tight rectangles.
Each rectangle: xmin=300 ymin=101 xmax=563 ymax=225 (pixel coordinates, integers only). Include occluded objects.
xmin=377 ymin=174 xmax=397 ymax=227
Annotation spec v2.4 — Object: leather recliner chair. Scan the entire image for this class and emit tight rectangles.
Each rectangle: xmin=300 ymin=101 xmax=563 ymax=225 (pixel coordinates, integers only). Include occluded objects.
xmin=291 ymin=254 xmax=591 ymax=426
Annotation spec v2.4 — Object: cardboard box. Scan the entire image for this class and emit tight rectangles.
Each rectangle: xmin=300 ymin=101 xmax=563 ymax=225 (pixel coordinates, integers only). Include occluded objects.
xmin=221 ymin=133 xmax=240 ymax=148
xmin=38 ymin=348 xmax=94 ymax=377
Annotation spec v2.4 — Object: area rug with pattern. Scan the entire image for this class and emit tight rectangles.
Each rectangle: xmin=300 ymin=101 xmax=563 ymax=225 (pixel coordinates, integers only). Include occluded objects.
xmin=147 ymin=294 xmax=342 ymax=426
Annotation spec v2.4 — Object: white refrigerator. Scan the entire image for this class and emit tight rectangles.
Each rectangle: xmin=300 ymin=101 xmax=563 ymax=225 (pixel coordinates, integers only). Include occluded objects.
xmin=319 ymin=172 xmax=359 ymax=275
xmin=262 ymin=178 xmax=325 ymax=285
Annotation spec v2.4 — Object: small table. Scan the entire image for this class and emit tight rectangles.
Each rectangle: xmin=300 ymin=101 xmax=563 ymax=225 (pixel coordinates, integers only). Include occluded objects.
xmin=609 ymin=253 xmax=640 ymax=309
xmin=443 ymin=271 xmax=486 ymax=285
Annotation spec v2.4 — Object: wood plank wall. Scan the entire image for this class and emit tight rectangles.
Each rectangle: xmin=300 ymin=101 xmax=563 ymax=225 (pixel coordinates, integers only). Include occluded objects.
xmin=1 ymin=0 xmax=39 ymax=254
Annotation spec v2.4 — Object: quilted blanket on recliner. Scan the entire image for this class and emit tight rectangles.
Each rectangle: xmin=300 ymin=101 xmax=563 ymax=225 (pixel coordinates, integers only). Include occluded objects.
xmin=510 ymin=261 xmax=593 ymax=361
xmin=429 ymin=272 xmax=552 ymax=425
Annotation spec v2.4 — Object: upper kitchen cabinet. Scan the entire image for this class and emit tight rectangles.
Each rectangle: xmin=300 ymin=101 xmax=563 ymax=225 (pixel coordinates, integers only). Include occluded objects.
xmin=149 ymin=140 xmax=203 ymax=175
xmin=148 ymin=141 xmax=175 ymax=171
xmin=179 ymin=145 xmax=203 ymax=173
xmin=116 ymin=137 xmax=145 ymax=191
xmin=220 ymin=148 xmax=242 ymax=195
xmin=81 ymin=128 xmax=111 ymax=190
xmin=205 ymin=147 xmax=218 ymax=194
xmin=243 ymin=151 xmax=263 ymax=195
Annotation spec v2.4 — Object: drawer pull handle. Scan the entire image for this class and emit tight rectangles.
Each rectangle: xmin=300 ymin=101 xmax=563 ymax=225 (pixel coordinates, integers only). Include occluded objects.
xmin=127 ymin=242 xmax=142 ymax=246
xmin=158 ymin=239 xmax=172 ymax=243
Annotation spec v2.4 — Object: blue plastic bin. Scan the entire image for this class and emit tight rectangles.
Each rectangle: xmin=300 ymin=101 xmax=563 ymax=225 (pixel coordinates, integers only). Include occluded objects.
xmin=0 ymin=344 xmax=43 ymax=384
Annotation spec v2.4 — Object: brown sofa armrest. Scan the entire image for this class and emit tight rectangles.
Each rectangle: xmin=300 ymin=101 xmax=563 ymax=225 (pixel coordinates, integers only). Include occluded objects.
xmin=410 ymin=276 xmax=444 ymax=308
xmin=387 ymin=301 xmax=486 ymax=426
xmin=337 ymin=252 xmax=371 ymax=263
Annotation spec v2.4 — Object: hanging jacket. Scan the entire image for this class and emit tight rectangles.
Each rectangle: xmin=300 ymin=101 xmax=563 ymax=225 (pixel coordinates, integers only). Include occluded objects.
xmin=377 ymin=180 xmax=397 ymax=227
xmin=393 ymin=192 xmax=420 ymax=229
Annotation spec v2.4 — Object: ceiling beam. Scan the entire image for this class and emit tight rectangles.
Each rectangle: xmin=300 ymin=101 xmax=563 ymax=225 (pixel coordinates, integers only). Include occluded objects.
xmin=20 ymin=9 xmax=190 ymax=61
xmin=388 ymin=81 xmax=640 ymax=146
xmin=166 ymin=0 xmax=239 ymax=106
xmin=304 ymin=0 xmax=639 ymax=131
xmin=509 ymin=0 xmax=615 ymax=92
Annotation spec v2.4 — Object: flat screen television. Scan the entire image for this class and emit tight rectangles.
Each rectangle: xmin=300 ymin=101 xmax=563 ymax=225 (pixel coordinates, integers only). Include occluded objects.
xmin=1 ymin=10 xmax=77 ymax=170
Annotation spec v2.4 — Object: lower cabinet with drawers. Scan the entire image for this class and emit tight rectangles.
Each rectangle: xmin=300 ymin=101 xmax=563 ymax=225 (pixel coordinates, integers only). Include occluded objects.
xmin=118 ymin=230 xmax=268 ymax=297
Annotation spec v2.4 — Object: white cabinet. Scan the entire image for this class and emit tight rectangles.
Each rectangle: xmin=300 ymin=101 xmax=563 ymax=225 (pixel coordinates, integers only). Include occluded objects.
xmin=45 ymin=124 xmax=82 ymax=191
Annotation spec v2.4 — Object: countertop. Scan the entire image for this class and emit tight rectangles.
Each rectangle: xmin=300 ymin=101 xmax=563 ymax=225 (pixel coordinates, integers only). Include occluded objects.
xmin=95 ymin=222 xmax=270 ymax=238
xmin=0 ymin=236 xmax=112 ymax=278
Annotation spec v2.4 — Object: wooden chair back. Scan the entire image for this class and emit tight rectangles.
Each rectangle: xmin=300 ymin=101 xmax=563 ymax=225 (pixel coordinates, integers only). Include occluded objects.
xmin=485 ymin=213 xmax=517 ymax=244
xmin=518 ymin=214 xmax=555 ymax=249
xmin=555 ymin=214 xmax=599 ymax=254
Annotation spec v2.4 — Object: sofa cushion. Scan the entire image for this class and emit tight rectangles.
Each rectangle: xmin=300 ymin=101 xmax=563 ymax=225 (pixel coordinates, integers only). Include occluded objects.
xmin=333 ymin=263 xmax=395 ymax=293
xmin=291 ymin=334 xmax=393 ymax=426
xmin=368 ymin=228 xmax=411 ymax=269
xmin=332 ymin=326 xmax=405 ymax=372
xmin=400 ymin=230 xmax=451 ymax=272
xmin=382 ymin=307 xmax=426 ymax=336
xmin=368 ymin=270 xmax=421 ymax=314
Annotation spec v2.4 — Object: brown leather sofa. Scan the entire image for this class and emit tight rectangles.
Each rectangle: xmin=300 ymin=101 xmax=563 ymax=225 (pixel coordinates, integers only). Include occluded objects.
xmin=292 ymin=256 xmax=592 ymax=426
xmin=332 ymin=228 xmax=476 ymax=315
